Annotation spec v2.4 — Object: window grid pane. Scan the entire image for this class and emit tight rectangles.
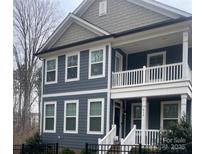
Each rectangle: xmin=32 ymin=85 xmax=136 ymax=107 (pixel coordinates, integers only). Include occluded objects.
xmin=46 ymin=104 xmax=54 ymax=116
xmin=45 ymin=118 xmax=54 ymax=130
xmin=67 ymin=55 xmax=78 ymax=67
xmin=66 ymin=103 xmax=76 ymax=116
xmin=47 ymin=59 xmax=56 ymax=71
xmin=91 ymin=63 xmax=103 ymax=76
xmin=90 ymin=117 xmax=101 ymax=131
xmin=67 ymin=67 xmax=77 ymax=79
xmin=163 ymin=104 xmax=178 ymax=118
xmin=66 ymin=117 xmax=76 ymax=131
xmin=91 ymin=50 xmax=103 ymax=63
xmin=90 ymin=102 xmax=101 ymax=116
xmin=149 ymin=54 xmax=163 ymax=67
xmin=47 ymin=71 xmax=56 ymax=82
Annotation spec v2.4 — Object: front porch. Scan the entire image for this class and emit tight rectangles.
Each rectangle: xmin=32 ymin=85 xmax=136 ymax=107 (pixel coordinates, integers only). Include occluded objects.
xmin=106 ymin=95 xmax=192 ymax=146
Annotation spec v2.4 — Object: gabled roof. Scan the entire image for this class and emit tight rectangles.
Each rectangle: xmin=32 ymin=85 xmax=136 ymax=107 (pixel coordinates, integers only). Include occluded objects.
xmin=37 ymin=0 xmax=191 ymax=55
xmin=127 ymin=0 xmax=191 ymax=19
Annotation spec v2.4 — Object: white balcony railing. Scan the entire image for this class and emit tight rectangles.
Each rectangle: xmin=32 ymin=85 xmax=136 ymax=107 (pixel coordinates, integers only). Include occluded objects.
xmin=98 ymin=125 xmax=116 ymax=154
xmin=121 ymin=125 xmax=136 ymax=154
xmin=136 ymin=129 xmax=161 ymax=146
xmin=112 ymin=63 xmax=184 ymax=88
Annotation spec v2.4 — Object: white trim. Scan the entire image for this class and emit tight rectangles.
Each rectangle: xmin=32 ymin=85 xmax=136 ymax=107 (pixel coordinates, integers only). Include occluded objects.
xmin=43 ymin=101 xmax=57 ymax=133
xmin=65 ymin=52 xmax=80 ymax=82
xmin=88 ymin=45 xmax=106 ymax=79
xmin=106 ymin=44 xmax=112 ymax=133
xmin=43 ymin=89 xmax=108 ymax=98
xmin=127 ymin=0 xmax=191 ymax=19
xmin=45 ymin=57 xmax=58 ymax=85
xmin=131 ymin=103 xmax=141 ymax=129
xmin=147 ymin=51 xmax=166 ymax=67
xmin=111 ymin=80 xmax=192 ymax=99
xmin=64 ymin=100 xmax=79 ymax=134
xmin=40 ymin=61 xmax=44 ymax=135
xmin=87 ymin=98 xmax=105 ymax=135
xmin=160 ymin=101 xmax=181 ymax=129
xmin=115 ymin=51 xmax=123 ymax=72
xmin=70 ymin=14 xmax=110 ymax=35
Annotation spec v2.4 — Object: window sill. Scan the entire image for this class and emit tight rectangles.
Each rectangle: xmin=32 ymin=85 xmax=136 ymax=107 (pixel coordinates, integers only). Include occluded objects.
xmin=43 ymin=130 xmax=56 ymax=133
xmin=87 ymin=131 xmax=104 ymax=135
xmin=89 ymin=74 xmax=105 ymax=79
xmin=64 ymin=130 xmax=78 ymax=134
xmin=65 ymin=78 xmax=79 ymax=82
xmin=45 ymin=81 xmax=57 ymax=85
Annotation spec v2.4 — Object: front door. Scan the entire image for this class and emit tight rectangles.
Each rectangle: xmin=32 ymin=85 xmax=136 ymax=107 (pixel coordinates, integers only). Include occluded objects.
xmin=114 ymin=107 xmax=120 ymax=136
xmin=132 ymin=103 xmax=142 ymax=129
xmin=114 ymin=102 xmax=122 ymax=138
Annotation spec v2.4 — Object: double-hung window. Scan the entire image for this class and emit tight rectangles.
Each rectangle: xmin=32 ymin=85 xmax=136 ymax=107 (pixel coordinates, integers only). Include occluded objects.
xmin=65 ymin=53 xmax=80 ymax=82
xmin=44 ymin=102 xmax=56 ymax=133
xmin=89 ymin=47 xmax=105 ymax=79
xmin=64 ymin=100 xmax=79 ymax=133
xmin=45 ymin=58 xmax=57 ymax=84
xmin=161 ymin=101 xmax=180 ymax=129
xmin=87 ymin=98 xmax=104 ymax=134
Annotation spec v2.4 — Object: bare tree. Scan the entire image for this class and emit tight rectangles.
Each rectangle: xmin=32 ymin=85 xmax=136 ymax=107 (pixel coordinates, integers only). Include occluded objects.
xmin=13 ymin=0 xmax=61 ymax=132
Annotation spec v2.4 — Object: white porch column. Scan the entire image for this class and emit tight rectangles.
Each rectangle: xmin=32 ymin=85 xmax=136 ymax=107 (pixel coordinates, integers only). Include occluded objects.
xmin=141 ymin=97 xmax=148 ymax=145
xmin=181 ymin=94 xmax=188 ymax=120
xmin=182 ymin=31 xmax=189 ymax=80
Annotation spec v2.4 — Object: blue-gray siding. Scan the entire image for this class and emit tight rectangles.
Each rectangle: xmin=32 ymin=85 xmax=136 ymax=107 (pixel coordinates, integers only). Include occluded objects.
xmin=127 ymin=44 xmax=192 ymax=70
xmin=42 ymin=93 xmax=107 ymax=149
xmin=43 ymin=46 xmax=109 ymax=94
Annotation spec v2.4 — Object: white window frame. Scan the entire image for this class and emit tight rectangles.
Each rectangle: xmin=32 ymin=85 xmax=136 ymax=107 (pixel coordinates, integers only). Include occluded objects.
xmin=115 ymin=52 xmax=123 ymax=72
xmin=45 ymin=57 xmax=58 ymax=85
xmin=131 ymin=103 xmax=142 ymax=128
xmin=64 ymin=100 xmax=79 ymax=134
xmin=147 ymin=51 xmax=166 ymax=67
xmin=87 ymin=98 xmax=104 ymax=135
xmin=160 ymin=101 xmax=181 ymax=129
xmin=65 ymin=52 xmax=80 ymax=82
xmin=89 ymin=46 xmax=106 ymax=79
xmin=99 ymin=0 xmax=107 ymax=16
xmin=43 ymin=101 xmax=57 ymax=133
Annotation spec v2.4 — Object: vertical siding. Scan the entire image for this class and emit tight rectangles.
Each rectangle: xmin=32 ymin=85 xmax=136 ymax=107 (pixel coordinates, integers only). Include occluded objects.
xmin=53 ymin=23 xmax=98 ymax=47
xmin=82 ymin=0 xmax=170 ymax=33
xmin=41 ymin=93 xmax=107 ymax=149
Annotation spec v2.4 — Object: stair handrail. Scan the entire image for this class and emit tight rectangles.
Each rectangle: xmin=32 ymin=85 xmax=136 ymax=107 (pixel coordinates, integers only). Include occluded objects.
xmin=98 ymin=124 xmax=116 ymax=144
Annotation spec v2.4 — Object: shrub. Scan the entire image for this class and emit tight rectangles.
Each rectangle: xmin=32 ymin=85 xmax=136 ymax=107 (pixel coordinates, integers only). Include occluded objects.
xmin=25 ymin=132 xmax=41 ymax=145
xmin=161 ymin=116 xmax=192 ymax=153
xmin=61 ymin=147 xmax=75 ymax=154
xmin=80 ymin=149 xmax=86 ymax=154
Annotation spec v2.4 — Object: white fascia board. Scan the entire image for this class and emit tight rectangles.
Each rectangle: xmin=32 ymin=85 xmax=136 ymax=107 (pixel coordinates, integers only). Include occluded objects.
xmin=70 ymin=14 xmax=110 ymax=35
xmin=127 ymin=0 xmax=191 ymax=19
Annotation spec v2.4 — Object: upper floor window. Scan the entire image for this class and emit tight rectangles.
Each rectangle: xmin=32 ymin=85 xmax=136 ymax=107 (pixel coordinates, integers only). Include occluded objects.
xmin=89 ymin=46 xmax=106 ymax=79
xmin=99 ymin=0 xmax=107 ymax=16
xmin=65 ymin=53 xmax=80 ymax=82
xmin=87 ymin=98 xmax=104 ymax=134
xmin=43 ymin=102 xmax=56 ymax=133
xmin=147 ymin=52 xmax=166 ymax=67
xmin=45 ymin=58 xmax=58 ymax=84
xmin=64 ymin=100 xmax=79 ymax=133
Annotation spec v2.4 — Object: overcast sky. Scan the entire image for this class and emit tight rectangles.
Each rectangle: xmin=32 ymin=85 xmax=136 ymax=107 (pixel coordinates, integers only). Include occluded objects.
xmin=58 ymin=0 xmax=192 ymax=18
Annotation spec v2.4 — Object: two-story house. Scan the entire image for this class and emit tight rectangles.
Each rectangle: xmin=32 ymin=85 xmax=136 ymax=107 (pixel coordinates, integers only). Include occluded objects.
xmin=35 ymin=0 xmax=192 ymax=150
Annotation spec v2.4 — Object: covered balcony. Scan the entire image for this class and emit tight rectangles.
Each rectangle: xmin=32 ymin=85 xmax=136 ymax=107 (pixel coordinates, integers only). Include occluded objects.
xmin=110 ymin=21 xmax=192 ymax=99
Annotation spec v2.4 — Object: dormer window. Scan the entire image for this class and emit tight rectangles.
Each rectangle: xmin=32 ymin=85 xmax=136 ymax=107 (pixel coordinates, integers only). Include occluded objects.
xmin=99 ymin=0 xmax=107 ymax=16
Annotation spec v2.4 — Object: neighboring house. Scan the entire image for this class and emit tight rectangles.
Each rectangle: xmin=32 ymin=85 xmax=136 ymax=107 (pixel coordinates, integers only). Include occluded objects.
xmin=35 ymin=0 xmax=192 ymax=150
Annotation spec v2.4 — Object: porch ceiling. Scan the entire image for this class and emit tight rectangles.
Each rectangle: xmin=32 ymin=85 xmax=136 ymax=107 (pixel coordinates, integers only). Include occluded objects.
xmin=115 ymin=32 xmax=192 ymax=54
